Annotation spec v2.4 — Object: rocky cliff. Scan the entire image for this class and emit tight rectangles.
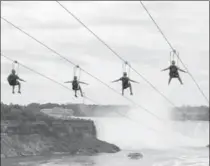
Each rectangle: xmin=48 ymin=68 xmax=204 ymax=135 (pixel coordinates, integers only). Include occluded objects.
xmin=1 ymin=103 xmax=120 ymax=158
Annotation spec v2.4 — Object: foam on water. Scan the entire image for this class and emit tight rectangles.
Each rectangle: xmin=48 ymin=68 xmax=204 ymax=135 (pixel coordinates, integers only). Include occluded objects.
xmin=20 ymin=148 xmax=209 ymax=166
xmin=91 ymin=92 xmax=209 ymax=150
xmin=94 ymin=116 xmax=209 ymax=150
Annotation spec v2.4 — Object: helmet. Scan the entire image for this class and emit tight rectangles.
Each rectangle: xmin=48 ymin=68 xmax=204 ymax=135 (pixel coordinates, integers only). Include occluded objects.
xmin=171 ymin=60 xmax=176 ymax=65
xmin=11 ymin=69 xmax=16 ymax=74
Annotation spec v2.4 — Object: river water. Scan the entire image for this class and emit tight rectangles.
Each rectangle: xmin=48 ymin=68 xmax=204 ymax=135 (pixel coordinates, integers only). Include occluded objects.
xmin=1 ymin=147 xmax=209 ymax=166
xmin=1 ymin=119 xmax=209 ymax=166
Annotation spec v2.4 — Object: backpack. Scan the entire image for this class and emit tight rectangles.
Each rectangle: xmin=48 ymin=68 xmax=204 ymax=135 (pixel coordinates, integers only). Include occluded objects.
xmin=7 ymin=74 xmax=16 ymax=83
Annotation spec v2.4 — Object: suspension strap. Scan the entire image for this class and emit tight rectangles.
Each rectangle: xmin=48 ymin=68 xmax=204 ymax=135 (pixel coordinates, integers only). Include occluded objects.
xmin=176 ymin=51 xmax=179 ymax=67
xmin=12 ymin=60 xmax=19 ymax=75
xmin=73 ymin=65 xmax=81 ymax=80
xmin=170 ymin=50 xmax=175 ymax=64
xmin=122 ymin=61 xmax=131 ymax=77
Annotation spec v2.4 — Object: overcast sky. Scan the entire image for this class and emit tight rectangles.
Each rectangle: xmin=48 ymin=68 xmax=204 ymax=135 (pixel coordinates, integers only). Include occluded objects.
xmin=1 ymin=1 xmax=209 ymax=108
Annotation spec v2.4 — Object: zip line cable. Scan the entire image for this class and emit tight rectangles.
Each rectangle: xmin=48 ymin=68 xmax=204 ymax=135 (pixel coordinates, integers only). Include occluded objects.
xmin=1 ymin=17 xmax=75 ymax=67
xmin=1 ymin=1 xmax=199 ymax=142
xmin=1 ymin=54 xmax=162 ymax=133
xmin=2 ymin=13 xmax=196 ymax=142
xmin=1 ymin=54 xmax=186 ymax=145
xmin=1 ymin=53 xmax=97 ymax=104
xmin=55 ymin=1 xmax=187 ymax=111
xmin=2 ymin=54 xmax=186 ymax=139
xmin=1 ymin=16 xmax=167 ymax=122
xmin=1 ymin=18 xmax=189 ymax=144
xmin=139 ymin=1 xmax=209 ymax=104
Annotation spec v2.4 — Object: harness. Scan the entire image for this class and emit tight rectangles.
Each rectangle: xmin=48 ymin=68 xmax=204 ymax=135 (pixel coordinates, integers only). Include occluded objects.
xmin=12 ymin=60 xmax=20 ymax=75
xmin=72 ymin=65 xmax=81 ymax=90
xmin=169 ymin=50 xmax=180 ymax=77
xmin=170 ymin=50 xmax=179 ymax=66
xmin=121 ymin=77 xmax=130 ymax=89
xmin=8 ymin=61 xmax=19 ymax=85
xmin=122 ymin=61 xmax=131 ymax=77
xmin=8 ymin=74 xmax=18 ymax=85
xmin=170 ymin=65 xmax=179 ymax=78
xmin=72 ymin=80 xmax=79 ymax=89
xmin=73 ymin=65 xmax=81 ymax=80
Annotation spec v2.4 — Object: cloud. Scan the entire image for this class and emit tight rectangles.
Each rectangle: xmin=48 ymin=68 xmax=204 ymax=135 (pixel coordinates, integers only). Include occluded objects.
xmin=1 ymin=1 xmax=209 ymax=106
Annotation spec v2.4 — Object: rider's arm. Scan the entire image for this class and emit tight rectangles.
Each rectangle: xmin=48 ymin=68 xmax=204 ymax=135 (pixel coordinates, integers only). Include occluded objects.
xmin=178 ymin=68 xmax=187 ymax=73
xmin=79 ymin=81 xmax=89 ymax=85
xmin=161 ymin=67 xmax=170 ymax=71
xmin=112 ymin=78 xmax=121 ymax=83
xmin=17 ymin=76 xmax=25 ymax=82
xmin=64 ymin=81 xmax=72 ymax=83
xmin=129 ymin=79 xmax=139 ymax=83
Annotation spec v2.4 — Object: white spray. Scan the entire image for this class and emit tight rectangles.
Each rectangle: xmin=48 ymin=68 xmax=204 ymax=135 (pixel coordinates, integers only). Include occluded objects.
xmin=92 ymin=93 xmax=209 ymax=150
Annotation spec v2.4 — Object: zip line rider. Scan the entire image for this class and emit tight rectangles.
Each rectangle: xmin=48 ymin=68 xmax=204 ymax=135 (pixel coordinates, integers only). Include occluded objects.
xmin=7 ymin=69 xmax=26 ymax=94
xmin=162 ymin=60 xmax=187 ymax=85
xmin=64 ymin=76 xmax=88 ymax=97
xmin=112 ymin=72 xmax=139 ymax=96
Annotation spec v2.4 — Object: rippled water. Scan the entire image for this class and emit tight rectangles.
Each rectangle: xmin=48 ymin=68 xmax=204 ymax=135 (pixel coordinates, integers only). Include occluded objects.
xmin=2 ymin=147 xmax=209 ymax=166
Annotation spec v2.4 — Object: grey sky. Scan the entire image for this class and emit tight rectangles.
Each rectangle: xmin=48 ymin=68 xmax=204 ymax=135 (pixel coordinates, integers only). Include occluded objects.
xmin=1 ymin=1 xmax=209 ymax=108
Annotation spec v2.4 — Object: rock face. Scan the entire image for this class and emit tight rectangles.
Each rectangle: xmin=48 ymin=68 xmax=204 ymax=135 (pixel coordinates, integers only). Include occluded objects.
xmin=127 ymin=153 xmax=143 ymax=160
xmin=1 ymin=103 xmax=120 ymax=158
xmin=1 ymin=132 xmax=120 ymax=157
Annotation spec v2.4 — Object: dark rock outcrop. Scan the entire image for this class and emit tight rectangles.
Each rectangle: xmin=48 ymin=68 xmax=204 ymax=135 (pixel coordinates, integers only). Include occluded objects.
xmin=1 ymin=103 xmax=120 ymax=158
xmin=127 ymin=153 xmax=143 ymax=160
